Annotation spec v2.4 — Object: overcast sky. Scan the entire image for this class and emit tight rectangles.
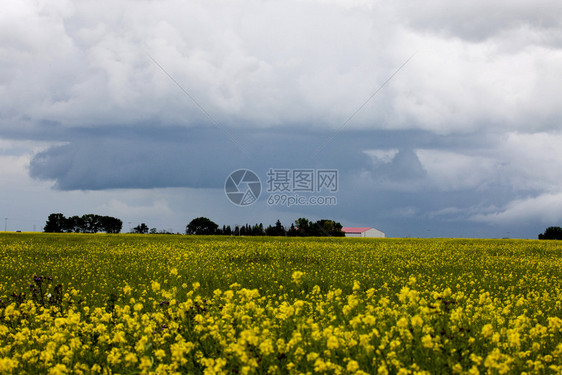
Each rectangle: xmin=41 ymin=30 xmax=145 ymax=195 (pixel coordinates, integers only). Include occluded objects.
xmin=2 ymin=0 xmax=562 ymax=237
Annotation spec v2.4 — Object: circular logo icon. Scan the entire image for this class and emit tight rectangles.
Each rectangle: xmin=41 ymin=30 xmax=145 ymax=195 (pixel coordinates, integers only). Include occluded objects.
xmin=225 ymin=169 xmax=261 ymax=206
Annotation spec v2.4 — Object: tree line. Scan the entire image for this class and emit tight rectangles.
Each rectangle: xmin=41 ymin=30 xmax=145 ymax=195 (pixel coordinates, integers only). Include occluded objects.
xmin=538 ymin=226 xmax=562 ymax=240
xmin=130 ymin=223 xmax=173 ymax=234
xmin=186 ymin=217 xmax=345 ymax=237
xmin=44 ymin=213 xmax=122 ymax=233
xmin=43 ymin=214 xmax=343 ymax=237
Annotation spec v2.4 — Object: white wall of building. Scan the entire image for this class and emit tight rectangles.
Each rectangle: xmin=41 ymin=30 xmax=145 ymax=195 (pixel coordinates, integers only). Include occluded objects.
xmin=363 ymin=228 xmax=385 ymax=238
xmin=343 ymin=228 xmax=385 ymax=238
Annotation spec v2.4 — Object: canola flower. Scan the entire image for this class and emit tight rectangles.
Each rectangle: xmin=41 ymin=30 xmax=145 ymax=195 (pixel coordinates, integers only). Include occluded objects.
xmin=0 ymin=233 xmax=561 ymax=374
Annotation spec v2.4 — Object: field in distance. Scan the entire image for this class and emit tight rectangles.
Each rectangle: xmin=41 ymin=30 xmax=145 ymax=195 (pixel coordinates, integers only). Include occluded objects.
xmin=1 ymin=233 xmax=561 ymax=374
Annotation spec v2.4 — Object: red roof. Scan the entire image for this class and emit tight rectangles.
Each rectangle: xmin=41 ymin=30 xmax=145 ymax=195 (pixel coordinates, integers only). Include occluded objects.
xmin=342 ymin=227 xmax=373 ymax=233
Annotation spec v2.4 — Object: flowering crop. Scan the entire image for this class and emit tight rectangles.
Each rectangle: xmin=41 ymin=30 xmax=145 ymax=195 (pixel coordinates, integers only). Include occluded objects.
xmin=0 ymin=233 xmax=561 ymax=374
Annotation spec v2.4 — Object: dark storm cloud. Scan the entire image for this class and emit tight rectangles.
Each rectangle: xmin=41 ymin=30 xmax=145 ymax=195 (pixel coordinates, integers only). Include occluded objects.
xmin=28 ymin=125 xmax=428 ymax=190
xmin=24 ymin=123 xmax=562 ymax=238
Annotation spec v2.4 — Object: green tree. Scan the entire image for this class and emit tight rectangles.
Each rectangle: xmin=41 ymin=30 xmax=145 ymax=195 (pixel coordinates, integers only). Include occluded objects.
xmin=43 ymin=213 xmax=68 ymax=233
xmin=287 ymin=223 xmax=298 ymax=236
xmin=133 ymin=223 xmax=149 ymax=234
xmin=265 ymin=220 xmax=286 ymax=236
xmin=186 ymin=217 xmax=219 ymax=235
xmin=539 ymin=226 xmax=562 ymax=240
xmin=294 ymin=218 xmax=311 ymax=236
xmin=44 ymin=213 xmax=122 ymax=233
xmin=66 ymin=216 xmax=84 ymax=233
xmin=100 ymin=216 xmax=122 ymax=234
xmin=314 ymin=219 xmax=344 ymax=237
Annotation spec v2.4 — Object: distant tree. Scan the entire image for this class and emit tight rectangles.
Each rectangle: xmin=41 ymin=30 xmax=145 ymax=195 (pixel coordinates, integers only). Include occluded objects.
xmin=99 ymin=216 xmax=122 ymax=234
xmin=186 ymin=217 xmax=218 ymax=235
xmin=294 ymin=218 xmax=311 ymax=236
xmin=44 ymin=213 xmax=122 ymax=233
xmin=66 ymin=216 xmax=84 ymax=233
xmin=133 ymin=223 xmax=149 ymax=234
xmin=44 ymin=213 xmax=68 ymax=233
xmin=265 ymin=220 xmax=286 ymax=236
xmin=251 ymin=223 xmax=264 ymax=236
xmin=274 ymin=220 xmax=285 ymax=236
xmin=287 ymin=223 xmax=298 ymax=236
xmin=539 ymin=226 xmax=562 ymax=240
xmin=314 ymin=219 xmax=345 ymax=237
xmin=290 ymin=218 xmax=344 ymax=237
xmin=79 ymin=214 xmax=97 ymax=233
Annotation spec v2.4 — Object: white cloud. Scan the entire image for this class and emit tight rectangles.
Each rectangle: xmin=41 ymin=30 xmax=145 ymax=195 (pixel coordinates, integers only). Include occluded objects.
xmin=411 ymin=131 xmax=562 ymax=193
xmin=415 ymin=149 xmax=497 ymax=190
xmin=498 ymin=132 xmax=562 ymax=191
xmin=471 ymin=192 xmax=562 ymax=224
xmin=2 ymin=0 xmax=561 ymax=134
xmin=0 ymin=154 xmax=33 ymax=188
xmin=0 ymin=138 xmax=61 ymax=188
xmin=363 ymin=149 xmax=399 ymax=164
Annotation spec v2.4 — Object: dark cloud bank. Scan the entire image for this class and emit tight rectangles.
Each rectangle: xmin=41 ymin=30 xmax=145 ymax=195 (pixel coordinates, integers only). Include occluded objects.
xmin=23 ymin=124 xmax=543 ymax=238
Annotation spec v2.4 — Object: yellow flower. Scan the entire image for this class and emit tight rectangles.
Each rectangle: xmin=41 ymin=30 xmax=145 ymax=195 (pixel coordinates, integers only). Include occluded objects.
xmin=124 ymin=352 xmax=138 ymax=365
xmin=397 ymin=317 xmax=409 ymax=329
xmin=467 ymin=365 xmax=480 ymax=375
xmin=327 ymin=336 xmax=339 ymax=349
xmin=292 ymin=271 xmax=304 ymax=284
xmin=48 ymin=364 xmax=68 ymax=375
xmin=411 ymin=315 xmax=423 ymax=328
xmin=0 ymin=357 xmax=19 ymax=373
xmin=481 ymin=324 xmax=493 ymax=338
xmin=507 ymin=330 xmax=520 ymax=348
xmin=470 ymin=353 xmax=482 ymax=366
xmin=259 ymin=339 xmax=275 ymax=356
xmin=151 ymin=281 xmax=161 ymax=292
xmin=107 ymin=348 xmax=121 ymax=365
xmin=377 ymin=364 xmax=389 ymax=375
xmin=139 ymin=356 xmax=152 ymax=371
xmin=422 ymin=334 xmax=433 ymax=349
xmin=347 ymin=360 xmax=360 ymax=372
xmin=154 ymin=349 xmax=166 ymax=361
xmin=314 ymin=358 xmax=328 ymax=372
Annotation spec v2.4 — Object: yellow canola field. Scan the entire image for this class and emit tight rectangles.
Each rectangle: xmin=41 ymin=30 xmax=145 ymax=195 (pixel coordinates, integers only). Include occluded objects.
xmin=0 ymin=233 xmax=561 ymax=374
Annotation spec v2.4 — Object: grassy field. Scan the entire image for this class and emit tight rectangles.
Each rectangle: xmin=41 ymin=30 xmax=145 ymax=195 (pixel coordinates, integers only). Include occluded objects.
xmin=1 ymin=233 xmax=561 ymax=374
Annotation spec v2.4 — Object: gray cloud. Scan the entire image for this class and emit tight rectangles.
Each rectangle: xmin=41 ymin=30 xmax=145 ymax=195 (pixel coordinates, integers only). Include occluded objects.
xmin=3 ymin=0 xmax=562 ymax=136
xmin=26 ymin=126 xmax=390 ymax=190
xmin=395 ymin=0 xmax=562 ymax=43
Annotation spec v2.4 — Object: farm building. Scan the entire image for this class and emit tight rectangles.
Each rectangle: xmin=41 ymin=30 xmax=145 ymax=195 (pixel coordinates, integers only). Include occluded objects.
xmin=342 ymin=227 xmax=385 ymax=238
